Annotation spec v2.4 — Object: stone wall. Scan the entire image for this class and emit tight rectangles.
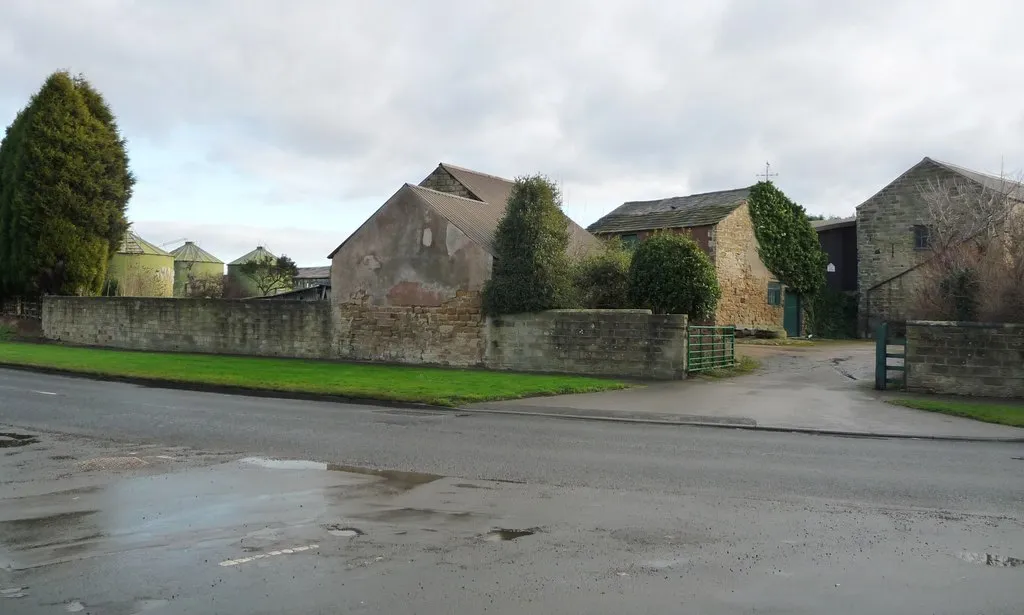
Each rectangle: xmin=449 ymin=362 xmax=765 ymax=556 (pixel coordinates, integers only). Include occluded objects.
xmin=42 ymin=297 xmax=333 ymax=359
xmin=856 ymin=160 xmax=957 ymax=334
xmin=487 ymin=310 xmax=688 ymax=379
xmin=419 ymin=166 xmax=475 ymax=199
xmin=41 ymin=296 xmax=689 ymax=379
xmin=333 ymin=291 xmax=486 ymax=367
xmin=905 ymin=321 xmax=1024 ymax=397
xmin=713 ymin=203 xmax=783 ymax=328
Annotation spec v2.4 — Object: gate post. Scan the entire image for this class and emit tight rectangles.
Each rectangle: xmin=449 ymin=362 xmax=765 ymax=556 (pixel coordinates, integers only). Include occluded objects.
xmin=874 ymin=322 xmax=889 ymax=390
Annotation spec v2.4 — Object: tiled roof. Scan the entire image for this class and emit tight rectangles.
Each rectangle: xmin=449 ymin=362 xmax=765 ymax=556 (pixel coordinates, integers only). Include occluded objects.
xmin=229 ymin=246 xmax=277 ymax=266
xmin=118 ymin=231 xmax=171 ymax=256
xmin=170 ymin=241 xmax=223 ymax=263
xmin=295 ymin=266 xmax=331 ymax=279
xmin=811 ymin=216 xmax=856 ymax=232
xmin=588 ymin=187 xmax=751 ymax=234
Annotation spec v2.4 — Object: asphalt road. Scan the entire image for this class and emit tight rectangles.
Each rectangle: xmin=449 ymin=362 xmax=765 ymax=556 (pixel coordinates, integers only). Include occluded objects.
xmin=1 ymin=368 xmax=1023 ymax=614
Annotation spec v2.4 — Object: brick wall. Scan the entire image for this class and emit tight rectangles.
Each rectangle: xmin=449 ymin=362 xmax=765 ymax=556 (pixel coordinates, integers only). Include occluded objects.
xmin=42 ymin=297 xmax=333 ymax=359
xmin=713 ymin=203 xmax=783 ymax=328
xmin=41 ymin=296 xmax=689 ymax=379
xmin=486 ymin=310 xmax=688 ymax=379
xmin=333 ymin=291 xmax=486 ymax=367
xmin=905 ymin=321 xmax=1024 ymax=397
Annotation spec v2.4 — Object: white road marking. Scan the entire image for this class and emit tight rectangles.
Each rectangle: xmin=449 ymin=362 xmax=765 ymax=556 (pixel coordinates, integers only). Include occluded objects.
xmin=218 ymin=544 xmax=320 ymax=567
xmin=31 ymin=390 xmax=57 ymax=395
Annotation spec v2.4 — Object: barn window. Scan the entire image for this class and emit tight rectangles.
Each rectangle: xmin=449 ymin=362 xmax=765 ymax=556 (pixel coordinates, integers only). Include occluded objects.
xmin=767 ymin=282 xmax=782 ymax=306
xmin=620 ymin=233 xmax=639 ymax=248
xmin=913 ymin=225 xmax=930 ymax=250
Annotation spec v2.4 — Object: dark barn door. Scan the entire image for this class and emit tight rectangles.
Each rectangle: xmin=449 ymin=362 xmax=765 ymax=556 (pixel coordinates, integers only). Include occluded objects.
xmin=783 ymin=293 xmax=802 ymax=337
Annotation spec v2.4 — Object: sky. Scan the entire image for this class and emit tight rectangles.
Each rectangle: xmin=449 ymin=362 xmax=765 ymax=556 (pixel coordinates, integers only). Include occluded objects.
xmin=3 ymin=1 xmax=1024 ymax=267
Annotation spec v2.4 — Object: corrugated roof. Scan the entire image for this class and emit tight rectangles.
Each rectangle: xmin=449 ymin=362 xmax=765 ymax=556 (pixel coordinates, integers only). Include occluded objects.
xmin=588 ymin=187 xmax=751 ymax=234
xmin=229 ymin=246 xmax=277 ymax=266
xmin=408 ymin=184 xmax=600 ymax=257
xmin=427 ymin=164 xmax=601 ymax=256
xmin=811 ymin=215 xmax=856 ymax=232
xmin=295 ymin=266 xmax=331 ymax=279
xmin=118 ymin=231 xmax=171 ymax=256
xmin=927 ymin=157 xmax=1024 ymax=200
xmin=437 ymin=163 xmax=517 ymax=211
xmin=170 ymin=241 xmax=223 ymax=263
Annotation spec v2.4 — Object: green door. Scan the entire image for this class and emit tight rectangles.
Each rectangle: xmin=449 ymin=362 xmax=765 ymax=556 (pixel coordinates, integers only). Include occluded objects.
xmin=783 ymin=292 xmax=801 ymax=337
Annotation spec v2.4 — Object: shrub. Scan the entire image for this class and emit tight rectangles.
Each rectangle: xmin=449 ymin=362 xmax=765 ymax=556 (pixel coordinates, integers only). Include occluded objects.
xmin=807 ymin=289 xmax=859 ymax=338
xmin=572 ymin=238 xmax=631 ymax=308
xmin=483 ymin=175 xmax=572 ymax=315
xmin=627 ymin=232 xmax=720 ymax=318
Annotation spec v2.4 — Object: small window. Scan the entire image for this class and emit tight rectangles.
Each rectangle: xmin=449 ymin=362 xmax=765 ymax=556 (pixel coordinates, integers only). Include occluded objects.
xmin=767 ymin=282 xmax=782 ymax=306
xmin=620 ymin=233 xmax=639 ymax=249
xmin=913 ymin=225 xmax=930 ymax=250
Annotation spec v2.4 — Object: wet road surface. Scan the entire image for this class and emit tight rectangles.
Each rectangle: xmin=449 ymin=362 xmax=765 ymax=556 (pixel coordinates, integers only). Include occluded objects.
xmin=1 ymin=369 xmax=1023 ymax=614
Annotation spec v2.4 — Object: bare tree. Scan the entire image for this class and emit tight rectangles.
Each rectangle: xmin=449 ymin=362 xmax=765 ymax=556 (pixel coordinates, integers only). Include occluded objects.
xmin=912 ymin=172 xmax=1024 ymax=322
xmin=184 ymin=273 xmax=224 ymax=298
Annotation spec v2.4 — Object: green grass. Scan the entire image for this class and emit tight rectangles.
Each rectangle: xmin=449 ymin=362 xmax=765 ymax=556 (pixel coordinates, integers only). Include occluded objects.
xmin=697 ymin=355 xmax=761 ymax=379
xmin=0 ymin=342 xmax=627 ymax=407
xmin=888 ymin=398 xmax=1024 ymax=428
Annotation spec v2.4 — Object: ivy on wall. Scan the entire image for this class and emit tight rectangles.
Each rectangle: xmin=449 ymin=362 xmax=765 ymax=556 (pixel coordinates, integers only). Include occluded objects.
xmin=747 ymin=181 xmax=827 ymax=296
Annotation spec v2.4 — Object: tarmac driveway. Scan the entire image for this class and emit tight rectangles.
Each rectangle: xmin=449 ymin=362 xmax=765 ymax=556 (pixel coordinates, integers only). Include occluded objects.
xmin=469 ymin=341 xmax=1024 ymax=440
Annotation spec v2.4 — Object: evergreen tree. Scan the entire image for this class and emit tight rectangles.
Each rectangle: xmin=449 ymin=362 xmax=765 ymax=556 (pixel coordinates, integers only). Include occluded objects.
xmin=0 ymin=71 xmax=134 ymax=297
xmin=482 ymin=175 xmax=572 ymax=315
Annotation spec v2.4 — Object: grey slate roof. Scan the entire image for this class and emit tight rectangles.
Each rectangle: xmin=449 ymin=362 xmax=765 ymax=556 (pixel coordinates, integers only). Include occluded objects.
xmin=229 ymin=246 xmax=277 ymax=266
xmin=294 ymin=266 xmax=331 ymax=279
xmin=587 ymin=187 xmax=751 ymax=234
xmin=811 ymin=215 xmax=856 ymax=232
xmin=170 ymin=241 xmax=223 ymax=263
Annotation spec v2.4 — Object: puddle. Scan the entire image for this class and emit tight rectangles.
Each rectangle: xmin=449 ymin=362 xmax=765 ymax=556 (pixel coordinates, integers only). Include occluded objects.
xmin=484 ymin=528 xmax=537 ymax=542
xmin=0 ymin=432 xmax=38 ymax=448
xmin=958 ymin=551 xmax=1024 ymax=567
xmin=0 ymin=510 xmax=100 ymax=548
xmin=239 ymin=458 xmax=441 ymax=492
xmin=65 ymin=601 xmax=85 ymax=612
xmin=355 ymin=507 xmax=473 ymax=523
xmin=325 ymin=524 xmax=364 ymax=538
xmin=455 ymin=483 xmax=494 ymax=490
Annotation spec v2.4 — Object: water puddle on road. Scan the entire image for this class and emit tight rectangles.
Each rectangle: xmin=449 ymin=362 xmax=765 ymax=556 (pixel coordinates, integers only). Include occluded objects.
xmin=324 ymin=524 xmax=364 ymax=538
xmin=239 ymin=457 xmax=441 ymax=492
xmin=957 ymin=551 xmax=1024 ymax=567
xmin=0 ymin=432 xmax=38 ymax=448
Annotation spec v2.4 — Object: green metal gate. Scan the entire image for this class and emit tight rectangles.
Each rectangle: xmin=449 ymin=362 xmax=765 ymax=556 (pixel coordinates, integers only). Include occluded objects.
xmin=688 ymin=326 xmax=736 ymax=373
xmin=874 ymin=321 xmax=906 ymax=390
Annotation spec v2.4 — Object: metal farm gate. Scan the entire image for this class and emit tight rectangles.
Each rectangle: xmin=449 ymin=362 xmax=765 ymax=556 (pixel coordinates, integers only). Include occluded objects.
xmin=687 ymin=326 xmax=736 ymax=373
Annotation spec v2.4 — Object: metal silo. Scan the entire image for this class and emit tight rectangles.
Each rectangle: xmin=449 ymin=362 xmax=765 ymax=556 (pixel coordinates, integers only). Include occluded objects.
xmin=227 ymin=246 xmax=282 ymax=297
xmin=170 ymin=241 xmax=225 ymax=297
xmin=106 ymin=231 xmax=175 ymax=297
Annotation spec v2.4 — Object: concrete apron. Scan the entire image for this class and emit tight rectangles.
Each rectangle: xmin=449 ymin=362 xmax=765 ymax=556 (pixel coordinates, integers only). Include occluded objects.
xmin=466 ymin=343 xmax=1024 ymax=442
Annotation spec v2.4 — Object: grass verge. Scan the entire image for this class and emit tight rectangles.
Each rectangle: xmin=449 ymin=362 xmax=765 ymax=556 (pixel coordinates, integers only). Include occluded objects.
xmin=0 ymin=342 xmax=627 ymax=407
xmin=696 ymin=355 xmax=761 ymax=379
xmin=888 ymin=398 xmax=1024 ymax=428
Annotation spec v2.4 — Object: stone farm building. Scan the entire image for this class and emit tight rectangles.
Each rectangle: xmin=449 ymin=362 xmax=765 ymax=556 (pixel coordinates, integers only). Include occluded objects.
xmin=855 ymin=157 xmax=1024 ymax=335
xmin=587 ymin=188 xmax=788 ymax=332
xmin=329 ymin=163 xmax=601 ymax=307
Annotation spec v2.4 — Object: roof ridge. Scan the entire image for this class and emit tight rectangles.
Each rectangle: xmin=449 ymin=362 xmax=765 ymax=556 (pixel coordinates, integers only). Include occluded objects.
xmin=438 ymin=162 xmax=514 ymax=184
xmin=927 ymin=157 xmax=1023 ymax=185
xmin=623 ymin=185 xmax=752 ymax=205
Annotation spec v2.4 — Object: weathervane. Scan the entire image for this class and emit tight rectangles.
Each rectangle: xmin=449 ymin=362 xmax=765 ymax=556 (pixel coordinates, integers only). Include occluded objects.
xmin=757 ymin=162 xmax=778 ymax=182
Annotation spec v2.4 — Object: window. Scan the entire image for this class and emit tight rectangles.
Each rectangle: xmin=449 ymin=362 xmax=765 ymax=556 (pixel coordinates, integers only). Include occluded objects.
xmin=913 ymin=225 xmax=930 ymax=250
xmin=767 ymin=282 xmax=782 ymax=306
xmin=620 ymin=233 xmax=639 ymax=249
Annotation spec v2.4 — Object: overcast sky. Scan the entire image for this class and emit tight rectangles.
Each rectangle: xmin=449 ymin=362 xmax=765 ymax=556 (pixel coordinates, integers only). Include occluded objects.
xmin=3 ymin=1 xmax=1024 ymax=266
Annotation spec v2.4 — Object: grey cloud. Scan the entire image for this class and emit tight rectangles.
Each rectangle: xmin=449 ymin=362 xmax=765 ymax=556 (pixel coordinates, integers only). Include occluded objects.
xmin=3 ymin=0 xmax=1024 ymax=246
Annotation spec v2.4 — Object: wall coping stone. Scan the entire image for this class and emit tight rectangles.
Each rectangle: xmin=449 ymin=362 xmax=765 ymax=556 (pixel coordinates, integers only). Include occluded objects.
xmin=907 ymin=320 xmax=1024 ymax=330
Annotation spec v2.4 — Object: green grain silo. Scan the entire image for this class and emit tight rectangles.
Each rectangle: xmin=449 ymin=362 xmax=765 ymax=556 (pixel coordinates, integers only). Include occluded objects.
xmin=227 ymin=246 xmax=282 ymax=297
xmin=107 ymin=231 xmax=175 ymax=297
xmin=170 ymin=241 xmax=224 ymax=297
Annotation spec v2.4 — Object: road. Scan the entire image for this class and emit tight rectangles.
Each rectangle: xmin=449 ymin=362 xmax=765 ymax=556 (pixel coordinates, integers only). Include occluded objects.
xmin=1 ymin=368 xmax=1023 ymax=614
